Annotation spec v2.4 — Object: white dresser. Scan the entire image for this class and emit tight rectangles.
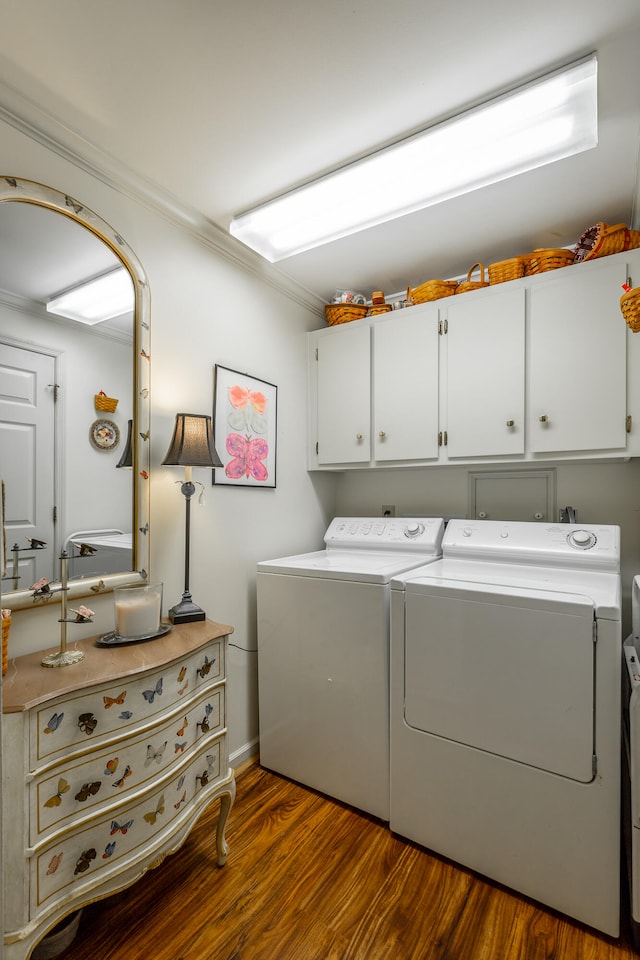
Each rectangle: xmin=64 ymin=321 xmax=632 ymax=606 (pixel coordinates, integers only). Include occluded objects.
xmin=2 ymin=619 xmax=236 ymax=960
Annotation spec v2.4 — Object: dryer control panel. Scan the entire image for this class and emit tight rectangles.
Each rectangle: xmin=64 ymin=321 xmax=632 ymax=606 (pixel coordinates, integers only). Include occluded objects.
xmin=324 ymin=517 xmax=444 ymax=552
xmin=443 ymin=518 xmax=620 ymax=571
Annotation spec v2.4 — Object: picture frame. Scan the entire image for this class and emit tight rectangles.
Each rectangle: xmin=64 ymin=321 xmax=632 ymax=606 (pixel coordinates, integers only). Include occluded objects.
xmin=212 ymin=364 xmax=277 ymax=488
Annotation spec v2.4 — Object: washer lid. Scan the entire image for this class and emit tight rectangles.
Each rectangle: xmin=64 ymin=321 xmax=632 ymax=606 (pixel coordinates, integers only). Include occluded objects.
xmin=257 ymin=549 xmax=442 ymax=584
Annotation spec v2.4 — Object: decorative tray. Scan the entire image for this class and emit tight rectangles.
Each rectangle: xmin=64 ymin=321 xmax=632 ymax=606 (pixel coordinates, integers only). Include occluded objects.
xmin=96 ymin=622 xmax=172 ymax=647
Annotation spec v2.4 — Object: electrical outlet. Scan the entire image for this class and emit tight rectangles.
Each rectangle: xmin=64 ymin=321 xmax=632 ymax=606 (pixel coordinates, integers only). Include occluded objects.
xmin=381 ymin=504 xmax=395 ymax=517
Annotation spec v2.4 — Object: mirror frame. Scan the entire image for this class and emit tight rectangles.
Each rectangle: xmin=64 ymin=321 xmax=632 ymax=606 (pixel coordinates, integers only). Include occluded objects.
xmin=0 ymin=176 xmax=150 ymax=610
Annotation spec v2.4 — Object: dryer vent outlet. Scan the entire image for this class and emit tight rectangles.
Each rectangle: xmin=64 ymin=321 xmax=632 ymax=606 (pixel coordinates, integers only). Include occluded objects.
xmin=382 ymin=504 xmax=395 ymax=517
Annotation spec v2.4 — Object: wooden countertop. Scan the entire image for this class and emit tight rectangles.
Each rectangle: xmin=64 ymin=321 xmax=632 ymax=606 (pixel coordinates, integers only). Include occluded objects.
xmin=2 ymin=619 xmax=234 ymax=713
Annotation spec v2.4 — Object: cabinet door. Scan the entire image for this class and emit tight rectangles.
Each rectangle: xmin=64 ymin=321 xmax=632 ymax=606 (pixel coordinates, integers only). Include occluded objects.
xmin=373 ymin=306 xmax=439 ymax=462
xmin=316 ymin=322 xmax=371 ymax=464
xmin=445 ymin=287 xmax=525 ymax=458
xmin=528 ymin=259 xmax=628 ymax=453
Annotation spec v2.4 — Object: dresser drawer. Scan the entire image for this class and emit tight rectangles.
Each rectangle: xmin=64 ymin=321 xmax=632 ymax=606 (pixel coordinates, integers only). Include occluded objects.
xmin=33 ymin=737 xmax=226 ymax=912
xmin=31 ymin=640 xmax=223 ymax=767
xmin=31 ymin=684 xmax=224 ymax=844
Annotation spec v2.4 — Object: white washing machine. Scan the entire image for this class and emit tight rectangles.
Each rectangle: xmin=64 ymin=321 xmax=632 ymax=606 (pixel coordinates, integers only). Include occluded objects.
xmin=390 ymin=518 xmax=621 ymax=937
xmin=257 ymin=516 xmax=444 ymax=820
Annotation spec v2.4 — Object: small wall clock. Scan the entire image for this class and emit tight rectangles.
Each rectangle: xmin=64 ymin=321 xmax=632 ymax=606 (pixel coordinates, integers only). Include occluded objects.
xmin=90 ymin=418 xmax=120 ymax=451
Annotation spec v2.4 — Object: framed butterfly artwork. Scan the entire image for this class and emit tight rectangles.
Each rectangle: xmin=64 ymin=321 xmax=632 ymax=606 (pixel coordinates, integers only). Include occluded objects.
xmin=212 ymin=365 xmax=278 ymax=488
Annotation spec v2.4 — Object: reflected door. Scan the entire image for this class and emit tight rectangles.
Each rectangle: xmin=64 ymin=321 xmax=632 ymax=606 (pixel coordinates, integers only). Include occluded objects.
xmin=0 ymin=342 xmax=55 ymax=587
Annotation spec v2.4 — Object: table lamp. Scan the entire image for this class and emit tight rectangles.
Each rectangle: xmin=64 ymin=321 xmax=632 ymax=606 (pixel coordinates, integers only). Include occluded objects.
xmin=162 ymin=413 xmax=222 ymax=623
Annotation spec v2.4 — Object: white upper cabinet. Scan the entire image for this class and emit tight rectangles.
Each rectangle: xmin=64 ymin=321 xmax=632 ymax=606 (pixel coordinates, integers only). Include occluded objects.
xmin=528 ymin=257 xmax=628 ymax=453
xmin=445 ymin=287 xmax=525 ymax=458
xmin=308 ymin=247 xmax=640 ymax=470
xmin=373 ymin=306 xmax=439 ymax=462
xmin=316 ymin=321 xmax=371 ymax=464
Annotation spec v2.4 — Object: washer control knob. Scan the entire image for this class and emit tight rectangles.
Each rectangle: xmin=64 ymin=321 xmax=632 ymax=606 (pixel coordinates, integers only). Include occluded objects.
xmin=463 ymin=527 xmax=473 ymax=537
xmin=404 ymin=522 xmax=425 ymax=538
xmin=568 ymin=529 xmax=597 ymax=549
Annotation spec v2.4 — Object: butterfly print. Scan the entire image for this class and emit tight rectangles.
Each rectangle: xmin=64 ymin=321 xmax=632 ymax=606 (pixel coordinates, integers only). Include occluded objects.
xmin=143 ymin=795 xmax=165 ymax=825
xmin=225 ymin=433 xmax=269 ymax=482
xmin=113 ymin=765 xmax=132 ymax=789
xmin=119 ymin=711 xmax=133 ymax=720
xmin=46 ymin=852 xmax=63 ymax=875
xmin=176 ymin=717 xmax=188 ymax=737
xmin=102 ymin=842 xmax=116 ymax=859
xmin=178 ymin=681 xmax=189 ymax=695
xmin=197 ymin=656 xmax=214 ymax=680
xmin=177 ymin=775 xmax=185 ymax=791
xmin=140 ymin=349 xmax=150 ymax=361
xmin=44 ymin=712 xmax=64 ymax=734
xmin=104 ymin=691 xmax=126 ymax=708
xmin=227 ymin=384 xmax=268 ymax=434
xmin=177 ymin=666 xmax=187 ymax=683
xmin=110 ymin=819 xmax=134 ymax=835
xmin=64 ymin=195 xmax=83 ymax=214
xmin=197 ymin=703 xmax=213 ymax=734
xmin=75 ymin=781 xmax=101 ymax=802
xmin=74 ymin=848 xmax=96 ymax=875
xmin=174 ymin=790 xmax=187 ymax=810
xmin=142 ymin=678 xmax=163 ymax=703
xmin=104 ymin=757 xmax=119 ymax=776
xmin=78 ymin=713 xmax=97 ymax=735
xmin=44 ymin=778 xmax=70 ymax=808
xmin=145 ymin=741 xmax=167 ymax=766
xmin=175 ymin=741 xmax=187 ymax=754
xmin=91 ymin=579 xmax=106 ymax=593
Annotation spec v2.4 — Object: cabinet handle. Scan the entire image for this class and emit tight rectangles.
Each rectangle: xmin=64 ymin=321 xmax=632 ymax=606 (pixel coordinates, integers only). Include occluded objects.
xmin=356 ymin=433 xmax=363 ymax=441
xmin=378 ymin=430 xmax=386 ymax=439
xmin=538 ymin=415 xmax=549 ymax=423
xmin=506 ymin=419 xmax=514 ymax=428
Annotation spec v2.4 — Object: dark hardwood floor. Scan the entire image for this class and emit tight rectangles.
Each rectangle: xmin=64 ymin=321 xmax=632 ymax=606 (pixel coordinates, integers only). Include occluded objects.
xmin=59 ymin=762 xmax=639 ymax=960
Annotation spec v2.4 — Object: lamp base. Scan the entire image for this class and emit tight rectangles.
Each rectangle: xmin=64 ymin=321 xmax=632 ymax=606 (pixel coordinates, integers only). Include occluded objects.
xmin=168 ymin=593 xmax=206 ymax=624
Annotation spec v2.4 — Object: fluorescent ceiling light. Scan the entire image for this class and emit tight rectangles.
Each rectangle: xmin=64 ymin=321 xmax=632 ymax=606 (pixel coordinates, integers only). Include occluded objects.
xmin=230 ymin=55 xmax=598 ymax=262
xmin=46 ymin=267 xmax=133 ymax=325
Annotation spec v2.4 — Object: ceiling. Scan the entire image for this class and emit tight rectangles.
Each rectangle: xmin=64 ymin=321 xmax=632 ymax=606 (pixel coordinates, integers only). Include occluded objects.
xmin=0 ymin=0 xmax=639 ymax=307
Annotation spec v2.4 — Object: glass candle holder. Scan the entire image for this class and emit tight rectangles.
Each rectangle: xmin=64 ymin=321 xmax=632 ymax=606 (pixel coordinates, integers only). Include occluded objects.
xmin=114 ymin=582 xmax=163 ymax=639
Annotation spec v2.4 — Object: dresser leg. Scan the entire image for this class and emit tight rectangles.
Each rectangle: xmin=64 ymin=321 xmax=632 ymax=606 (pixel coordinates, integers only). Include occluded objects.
xmin=215 ymin=777 xmax=236 ymax=866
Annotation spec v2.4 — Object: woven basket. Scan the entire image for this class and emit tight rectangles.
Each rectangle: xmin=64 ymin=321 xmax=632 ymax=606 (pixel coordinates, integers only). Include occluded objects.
xmin=528 ymin=248 xmax=575 ymax=274
xmin=368 ymin=304 xmax=393 ymax=316
xmin=94 ymin=391 xmax=119 ymax=413
xmin=627 ymin=230 xmax=640 ymax=251
xmin=455 ymin=262 xmax=489 ymax=295
xmin=574 ymin=222 xmax=628 ymax=262
xmin=324 ymin=303 xmax=368 ymax=326
xmin=2 ymin=615 xmax=10 ymax=676
xmin=488 ymin=257 xmax=525 ymax=285
xmin=620 ymin=287 xmax=640 ymax=333
xmin=409 ymin=279 xmax=458 ymax=304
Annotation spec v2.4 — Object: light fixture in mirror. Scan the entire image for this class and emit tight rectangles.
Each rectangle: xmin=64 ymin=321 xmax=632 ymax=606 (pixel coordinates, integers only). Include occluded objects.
xmin=47 ymin=267 xmax=134 ymax=325
xmin=0 ymin=176 xmax=151 ymax=611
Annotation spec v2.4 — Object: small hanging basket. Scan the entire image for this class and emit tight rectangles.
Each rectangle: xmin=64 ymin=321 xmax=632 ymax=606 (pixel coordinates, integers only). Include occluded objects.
xmin=94 ymin=390 xmax=118 ymax=413
xmin=620 ymin=286 xmax=640 ymax=333
xmin=574 ymin=222 xmax=629 ymax=262
xmin=409 ymin=279 xmax=458 ymax=304
xmin=488 ymin=257 xmax=525 ymax=285
xmin=455 ymin=262 xmax=489 ymax=295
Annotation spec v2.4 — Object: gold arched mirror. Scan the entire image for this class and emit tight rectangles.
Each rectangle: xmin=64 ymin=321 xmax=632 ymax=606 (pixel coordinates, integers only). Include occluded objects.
xmin=0 ymin=177 xmax=150 ymax=611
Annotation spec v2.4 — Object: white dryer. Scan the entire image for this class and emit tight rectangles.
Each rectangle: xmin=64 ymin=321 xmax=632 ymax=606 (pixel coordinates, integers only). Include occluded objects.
xmin=390 ymin=518 xmax=621 ymax=936
xmin=257 ymin=516 xmax=444 ymax=820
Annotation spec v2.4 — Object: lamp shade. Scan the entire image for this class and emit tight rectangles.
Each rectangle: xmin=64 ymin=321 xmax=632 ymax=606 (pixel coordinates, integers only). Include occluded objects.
xmin=116 ymin=419 xmax=133 ymax=468
xmin=161 ymin=413 xmax=223 ymax=468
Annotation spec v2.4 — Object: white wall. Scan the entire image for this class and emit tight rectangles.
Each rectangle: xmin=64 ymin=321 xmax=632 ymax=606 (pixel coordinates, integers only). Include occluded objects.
xmin=1 ymin=116 xmax=336 ymax=763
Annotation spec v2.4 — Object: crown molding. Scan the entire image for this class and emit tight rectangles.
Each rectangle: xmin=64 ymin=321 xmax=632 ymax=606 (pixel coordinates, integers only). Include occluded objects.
xmin=0 ymin=82 xmax=324 ymax=317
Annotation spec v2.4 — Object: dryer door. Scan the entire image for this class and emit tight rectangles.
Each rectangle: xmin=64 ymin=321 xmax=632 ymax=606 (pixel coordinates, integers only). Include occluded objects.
xmin=404 ymin=580 xmax=595 ymax=782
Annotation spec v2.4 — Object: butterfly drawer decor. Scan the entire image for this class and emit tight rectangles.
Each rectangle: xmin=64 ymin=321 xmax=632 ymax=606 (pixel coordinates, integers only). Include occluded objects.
xmin=3 ymin=622 xmax=235 ymax=960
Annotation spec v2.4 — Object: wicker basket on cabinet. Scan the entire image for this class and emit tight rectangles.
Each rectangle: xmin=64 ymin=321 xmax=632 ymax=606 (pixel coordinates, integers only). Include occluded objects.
xmin=408 ymin=279 xmax=458 ymax=303
xmin=455 ymin=262 xmax=489 ymax=294
xmin=488 ymin=257 xmax=525 ymax=284
xmin=324 ymin=303 xmax=368 ymax=326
